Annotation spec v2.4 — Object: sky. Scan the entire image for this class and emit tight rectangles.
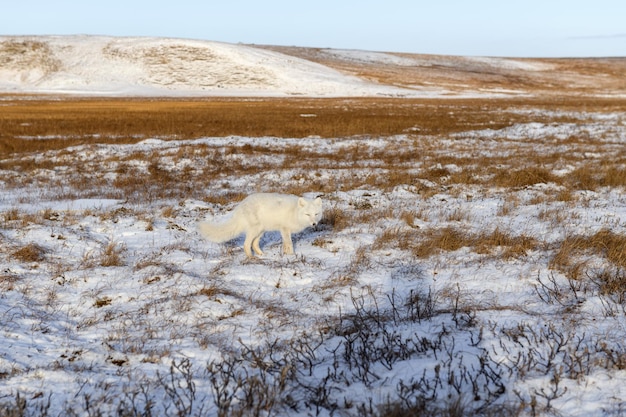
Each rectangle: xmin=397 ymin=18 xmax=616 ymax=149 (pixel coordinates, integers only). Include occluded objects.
xmin=2 ymin=0 xmax=625 ymax=58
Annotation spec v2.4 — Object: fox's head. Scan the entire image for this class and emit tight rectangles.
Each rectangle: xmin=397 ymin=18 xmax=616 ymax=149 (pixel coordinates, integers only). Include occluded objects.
xmin=298 ymin=197 xmax=323 ymax=227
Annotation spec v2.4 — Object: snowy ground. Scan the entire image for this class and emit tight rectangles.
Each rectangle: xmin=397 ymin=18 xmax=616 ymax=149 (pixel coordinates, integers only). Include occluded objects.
xmin=1 ymin=105 xmax=626 ymax=416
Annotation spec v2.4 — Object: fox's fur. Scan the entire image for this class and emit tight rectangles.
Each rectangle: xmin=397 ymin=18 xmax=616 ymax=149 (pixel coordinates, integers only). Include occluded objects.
xmin=199 ymin=193 xmax=323 ymax=257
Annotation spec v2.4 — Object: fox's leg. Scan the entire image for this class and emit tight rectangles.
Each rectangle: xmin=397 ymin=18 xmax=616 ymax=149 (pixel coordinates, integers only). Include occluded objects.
xmin=252 ymin=232 xmax=265 ymax=256
xmin=280 ymin=229 xmax=294 ymax=255
xmin=244 ymin=226 xmax=264 ymax=257
xmin=243 ymin=233 xmax=254 ymax=257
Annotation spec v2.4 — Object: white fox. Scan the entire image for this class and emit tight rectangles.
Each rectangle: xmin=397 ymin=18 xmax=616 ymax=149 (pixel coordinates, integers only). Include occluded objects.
xmin=199 ymin=193 xmax=323 ymax=257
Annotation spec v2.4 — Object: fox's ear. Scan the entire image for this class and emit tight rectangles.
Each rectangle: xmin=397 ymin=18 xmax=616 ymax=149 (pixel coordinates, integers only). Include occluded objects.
xmin=314 ymin=197 xmax=322 ymax=205
xmin=298 ymin=197 xmax=306 ymax=207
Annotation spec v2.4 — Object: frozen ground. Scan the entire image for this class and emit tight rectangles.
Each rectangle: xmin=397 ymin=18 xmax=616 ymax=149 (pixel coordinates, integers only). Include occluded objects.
xmin=1 ymin=107 xmax=626 ymax=416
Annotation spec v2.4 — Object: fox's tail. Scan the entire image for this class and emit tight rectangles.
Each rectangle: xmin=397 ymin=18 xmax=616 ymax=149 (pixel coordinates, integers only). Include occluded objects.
xmin=198 ymin=217 xmax=244 ymax=243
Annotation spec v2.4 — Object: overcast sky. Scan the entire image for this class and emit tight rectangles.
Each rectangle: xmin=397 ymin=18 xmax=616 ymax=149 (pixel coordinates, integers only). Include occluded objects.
xmin=2 ymin=0 xmax=625 ymax=57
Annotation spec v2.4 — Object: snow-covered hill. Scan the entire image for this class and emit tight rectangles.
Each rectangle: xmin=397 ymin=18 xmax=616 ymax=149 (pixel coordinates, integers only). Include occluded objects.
xmin=0 ymin=35 xmax=413 ymax=97
xmin=1 ymin=35 xmax=625 ymax=97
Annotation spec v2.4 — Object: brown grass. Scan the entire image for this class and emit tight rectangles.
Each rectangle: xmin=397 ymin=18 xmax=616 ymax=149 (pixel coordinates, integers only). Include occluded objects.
xmin=2 ymin=95 xmax=626 ymax=204
xmin=492 ymin=166 xmax=560 ymax=188
xmin=474 ymin=228 xmax=539 ymax=259
xmin=2 ymin=96 xmax=625 ymax=158
xmin=12 ymin=243 xmax=47 ymax=263
xmin=376 ymin=226 xmax=539 ymax=259
xmin=319 ymin=205 xmax=351 ymax=232
xmin=565 ymin=165 xmax=626 ymax=191
xmin=0 ymin=97 xmax=626 ymax=200
xmin=551 ymin=229 xmax=626 ymax=281
xmin=100 ymin=242 xmax=126 ymax=267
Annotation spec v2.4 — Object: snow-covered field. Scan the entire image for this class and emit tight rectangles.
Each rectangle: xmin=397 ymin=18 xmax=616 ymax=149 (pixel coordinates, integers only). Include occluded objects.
xmin=2 ymin=102 xmax=626 ymax=416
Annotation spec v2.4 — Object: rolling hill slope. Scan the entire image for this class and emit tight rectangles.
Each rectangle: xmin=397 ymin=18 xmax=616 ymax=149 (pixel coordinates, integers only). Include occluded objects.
xmin=1 ymin=35 xmax=625 ymax=97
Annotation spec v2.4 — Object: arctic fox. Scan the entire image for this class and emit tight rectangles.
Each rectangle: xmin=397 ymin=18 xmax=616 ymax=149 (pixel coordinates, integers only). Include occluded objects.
xmin=199 ymin=193 xmax=323 ymax=257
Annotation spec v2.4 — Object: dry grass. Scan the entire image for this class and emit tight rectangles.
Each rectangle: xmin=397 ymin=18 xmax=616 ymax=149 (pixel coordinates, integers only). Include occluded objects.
xmin=376 ymin=226 xmax=539 ymax=260
xmin=2 ymin=96 xmax=625 ymax=157
xmin=2 ymin=96 xmax=626 ymax=202
xmin=551 ymin=229 xmax=626 ymax=281
xmin=319 ymin=205 xmax=351 ymax=232
xmin=492 ymin=166 xmax=560 ymax=188
xmin=12 ymin=243 xmax=47 ymax=263
xmin=565 ymin=165 xmax=626 ymax=191
xmin=2 ymin=95 xmax=626 ymax=266
xmin=99 ymin=242 xmax=127 ymax=267
xmin=550 ymin=230 xmax=626 ymax=301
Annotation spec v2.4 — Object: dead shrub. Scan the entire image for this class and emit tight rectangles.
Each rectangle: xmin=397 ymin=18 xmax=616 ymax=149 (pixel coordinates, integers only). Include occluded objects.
xmin=0 ymin=273 xmax=20 ymax=291
xmin=94 ymin=297 xmax=113 ymax=308
xmin=556 ymin=188 xmax=575 ymax=202
xmin=2 ymin=208 xmax=21 ymax=223
xmin=590 ymin=268 xmax=626 ymax=301
xmin=194 ymin=284 xmax=238 ymax=299
xmin=400 ymin=210 xmax=421 ymax=228
xmin=1 ymin=208 xmax=39 ymax=228
xmin=374 ymin=227 xmax=404 ymax=249
xmin=161 ymin=206 xmax=177 ymax=218
xmin=202 ymin=192 xmax=248 ymax=206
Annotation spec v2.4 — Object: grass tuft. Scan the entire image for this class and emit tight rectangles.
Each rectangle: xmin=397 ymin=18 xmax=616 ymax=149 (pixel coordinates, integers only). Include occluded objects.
xmin=551 ymin=229 xmax=626 ymax=283
xmin=100 ymin=242 xmax=127 ymax=267
xmin=492 ymin=166 xmax=559 ymax=188
xmin=12 ymin=243 xmax=47 ymax=263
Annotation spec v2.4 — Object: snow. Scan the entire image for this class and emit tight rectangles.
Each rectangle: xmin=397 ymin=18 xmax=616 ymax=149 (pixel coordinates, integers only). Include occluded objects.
xmin=323 ymin=48 xmax=555 ymax=72
xmin=321 ymin=48 xmax=422 ymax=66
xmin=0 ymin=35 xmax=419 ymax=97
xmin=0 ymin=35 xmax=551 ymax=98
xmin=2 ymin=107 xmax=626 ymax=415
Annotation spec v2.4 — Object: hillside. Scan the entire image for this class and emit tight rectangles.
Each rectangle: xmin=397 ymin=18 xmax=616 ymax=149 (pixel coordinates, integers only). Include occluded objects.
xmin=260 ymin=44 xmax=626 ymax=97
xmin=1 ymin=35 xmax=625 ymax=97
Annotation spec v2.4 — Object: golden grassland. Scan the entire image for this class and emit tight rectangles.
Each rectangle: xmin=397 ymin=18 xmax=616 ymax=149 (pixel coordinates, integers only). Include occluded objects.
xmin=2 ymin=95 xmax=626 ymax=155
xmin=3 ymin=96 xmax=626 ymax=195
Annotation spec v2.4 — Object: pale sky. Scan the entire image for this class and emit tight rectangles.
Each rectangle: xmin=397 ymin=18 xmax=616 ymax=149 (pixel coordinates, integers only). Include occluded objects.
xmin=2 ymin=0 xmax=625 ymax=57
